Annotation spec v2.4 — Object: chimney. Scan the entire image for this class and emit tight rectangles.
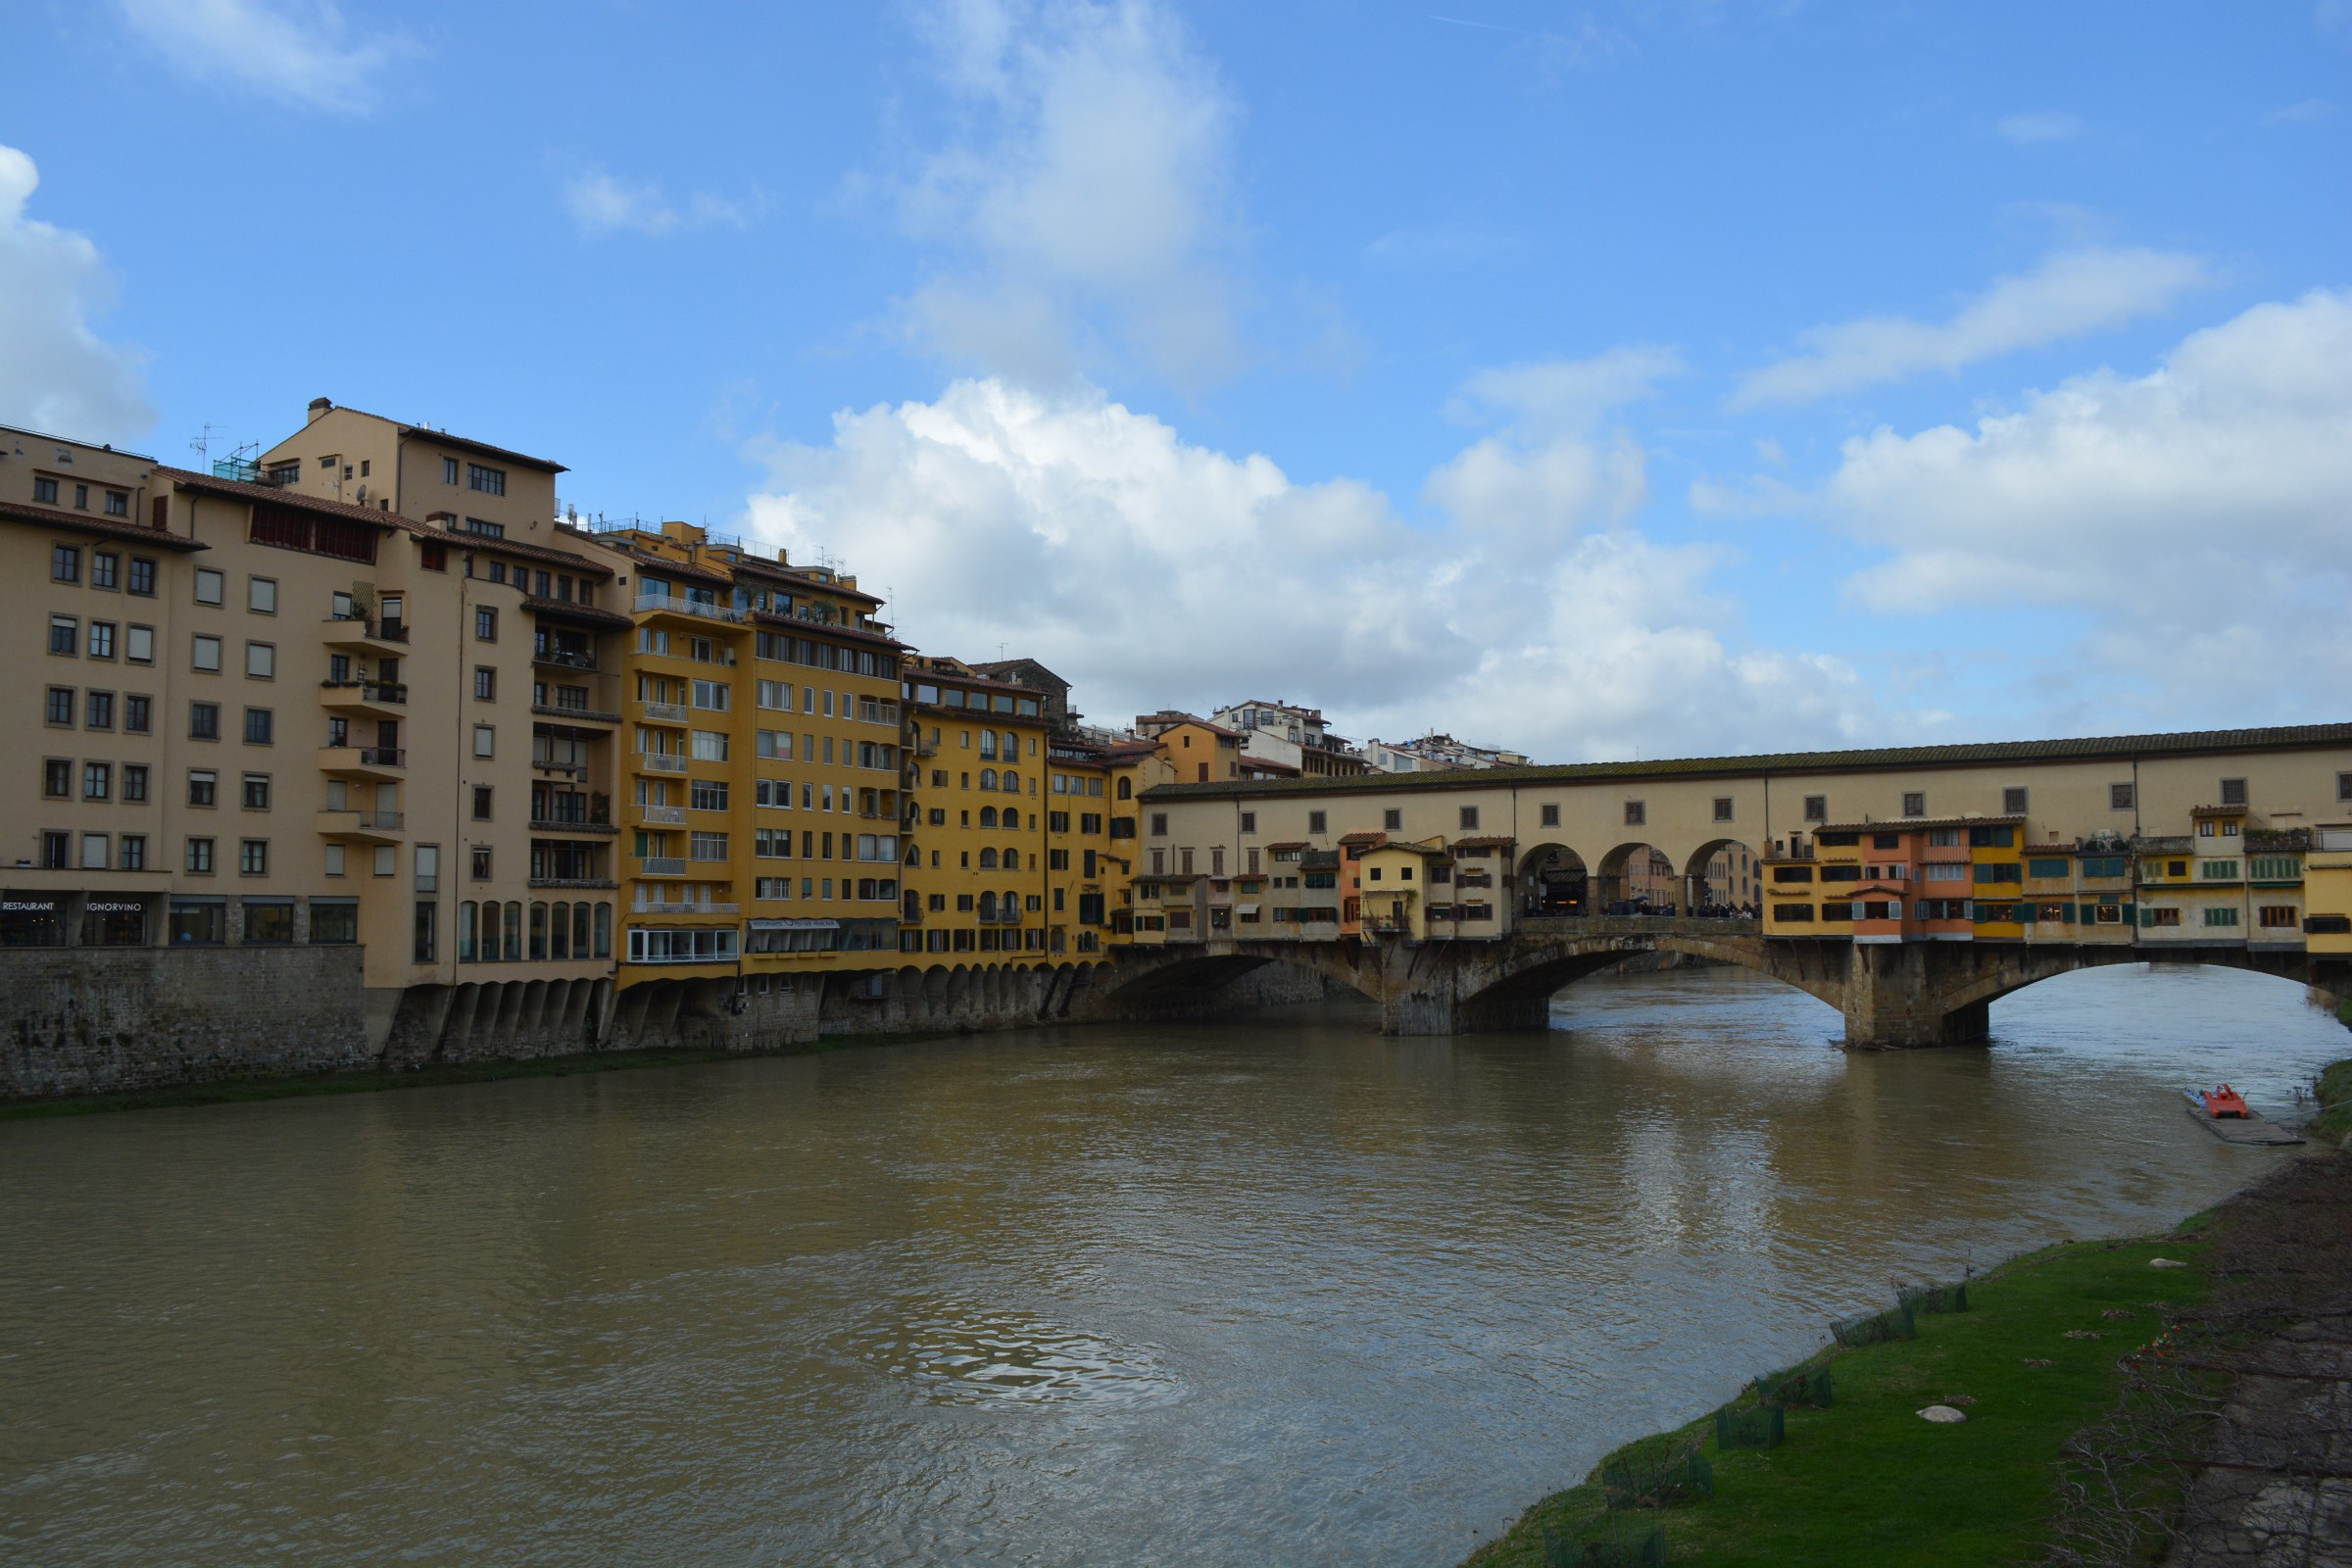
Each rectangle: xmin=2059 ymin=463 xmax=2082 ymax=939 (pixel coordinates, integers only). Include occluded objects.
xmin=307 ymin=397 xmax=333 ymax=424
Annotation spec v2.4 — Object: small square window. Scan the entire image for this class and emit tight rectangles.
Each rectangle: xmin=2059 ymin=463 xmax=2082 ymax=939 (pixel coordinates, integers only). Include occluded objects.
xmin=473 ymin=724 xmax=495 ymax=759
xmin=1150 ymin=811 xmax=1168 ymax=836
xmin=51 ymin=543 xmax=80 ymax=582
xmin=1385 ymin=808 xmax=1402 ymax=831
xmin=2110 ymin=782 xmax=2134 ymax=810
xmin=239 ymin=839 xmax=270 ymax=875
xmin=248 ymin=577 xmax=277 ymax=613
xmin=443 ymin=456 xmax=461 ymax=484
xmin=1239 ymin=811 xmax=1255 ymax=833
xmin=1902 ymin=792 xmax=1927 ymax=818
xmin=83 ymin=761 xmax=111 ymax=800
xmin=472 ymin=785 xmax=493 ymax=820
xmin=125 ymin=624 xmax=155 ymax=663
xmin=474 ymin=666 xmax=496 ymax=701
xmin=188 ymin=770 xmax=217 ymax=807
xmin=192 ymin=634 xmax=222 ymax=672
xmin=90 ymin=552 xmax=120 ymax=589
xmin=122 ymin=764 xmax=148 ymax=801
xmin=33 ymin=477 xmax=60 ymax=506
xmin=1540 ymin=803 xmax=1560 ymax=828
xmin=242 ymin=773 xmax=270 ymax=809
xmin=42 ymin=758 xmax=71 ymax=797
xmin=195 ymin=567 xmax=223 ymax=605
xmin=189 ymin=702 xmax=220 ymax=740
xmin=474 ymin=607 xmax=498 ymax=642
xmin=87 ymin=621 xmax=116 ymax=660
xmin=1459 ymin=806 xmax=1480 ymax=831
xmin=80 ymin=832 xmax=110 ymax=870
xmin=2338 ymin=772 xmax=2352 ymax=804
xmin=44 ymin=687 xmax=74 ymax=725
xmin=48 ymin=614 xmax=78 ymax=656
xmin=104 ymin=490 xmax=128 ymax=517
xmin=243 ymin=708 xmax=273 ymax=745
xmin=1803 ymin=795 xmax=1828 ymax=823
xmin=185 ymin=837 xmax=215 ymax=873
xmin=1307 ymin=809 xmax=1327 ymax=834
xmin=1712 ymin=797 xmax=1734 ymax=823
xmin=471 ymin=846 xmax=493 ymax=879
xmin=84 ymin=690 xmax=113 ymax=729
xmin=1624 ymin=800 xmax=1645 ymax=827
xmin=245 ymin=641 xmax=275 ymax=678
xmin=127 ymin=558 xmax=156 ymax=596
xmin=2002 ymin=787 xmax=2029 ymax=815
xmin=119 ymin=834 xmax=146 ymax=870
xmin=2220 ymin=777 xmax=2247 ymax=807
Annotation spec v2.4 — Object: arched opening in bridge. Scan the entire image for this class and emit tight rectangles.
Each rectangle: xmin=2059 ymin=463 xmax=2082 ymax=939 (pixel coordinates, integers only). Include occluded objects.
xmin=1517 ymin=843 xmax=1590 ymax=918
xmin=1682 ymin=839 xmax=1765 ymax=919
xmin=1594 ymin=841 xmax=1681 ymax=916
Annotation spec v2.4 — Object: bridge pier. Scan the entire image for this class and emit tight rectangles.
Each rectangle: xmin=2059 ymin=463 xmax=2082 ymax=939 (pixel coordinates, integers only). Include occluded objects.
xmin=1840 ymin=943 xmax=1994 ymax=1049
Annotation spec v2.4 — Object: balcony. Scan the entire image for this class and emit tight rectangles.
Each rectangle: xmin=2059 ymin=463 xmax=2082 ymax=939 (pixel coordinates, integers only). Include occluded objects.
xmin=633 ymin=804 xmax=687 ymax=825
xmin=637 ymin=699 xmax=690 ymax=723
xmin=638 ymin=753 xmax=689 ymax=774
xmin=530 ymin=877 xmax=620 ymax=891
xmin=635 ymin=591 xmax=749 ymax=624
xmin=631 ymin=898 xmax=740 ymax=915
xmin=314 ymin=808 xmax=404 ymax=842
xmin=318 ymin=678 xmax=407 ymax=718
xmin=321 ymin=614 xmax=409 ymax=652
xmin=318 ymin=745 xmax=405 ymax=778
xmin=532 ymin=646 xmax=598 ymax=672
xmin=532 ymin=703 xmax=619 ymax=725
xmin=635 ymin=857 xmax=689 ymax=877
xmin=530 ymin=817 xmax=618 ymax=837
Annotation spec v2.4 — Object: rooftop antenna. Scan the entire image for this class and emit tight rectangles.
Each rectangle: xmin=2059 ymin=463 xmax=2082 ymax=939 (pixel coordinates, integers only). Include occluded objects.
xmin=188 ymin=424 xmax=228 ymax=465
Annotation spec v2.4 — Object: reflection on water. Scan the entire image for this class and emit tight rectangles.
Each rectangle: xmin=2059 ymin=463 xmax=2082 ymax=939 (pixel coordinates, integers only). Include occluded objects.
xmin=0 ymin=963 xmax=2342 ymax=1567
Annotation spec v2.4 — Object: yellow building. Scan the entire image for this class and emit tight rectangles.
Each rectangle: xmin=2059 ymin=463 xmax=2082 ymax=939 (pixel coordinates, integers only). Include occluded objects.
xmin=564 ymin=520 xmax=907 ymax=994
xmin=2304 ymin=824 xmax=2352 ymax=956
xmin=900 ymin=658 xmax=1055 ymax=956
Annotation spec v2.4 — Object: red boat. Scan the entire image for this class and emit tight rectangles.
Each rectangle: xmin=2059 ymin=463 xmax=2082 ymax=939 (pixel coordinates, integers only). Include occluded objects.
xmin=2199 ymin=1085 xmax=2249 ymax=1119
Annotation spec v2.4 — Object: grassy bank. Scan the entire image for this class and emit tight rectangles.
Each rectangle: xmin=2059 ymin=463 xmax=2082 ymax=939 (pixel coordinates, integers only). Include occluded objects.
xmin=0 ymin=1031 xmax=956 ymax=1123
xmin=1464 ymin=1224 xmax=2217 ymax=1567
xmin=2315 ymin=1054 xmax=2352 ymax=1146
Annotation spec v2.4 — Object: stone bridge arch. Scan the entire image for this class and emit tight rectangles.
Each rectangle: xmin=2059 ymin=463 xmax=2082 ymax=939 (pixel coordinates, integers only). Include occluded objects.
xmin=1444 ymin=925 xmax=1846 ymax=1032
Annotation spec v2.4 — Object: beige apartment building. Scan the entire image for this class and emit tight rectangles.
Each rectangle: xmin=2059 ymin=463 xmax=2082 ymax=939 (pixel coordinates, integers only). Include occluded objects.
xmin=5 ymin=409 xmax=624 ymax=1048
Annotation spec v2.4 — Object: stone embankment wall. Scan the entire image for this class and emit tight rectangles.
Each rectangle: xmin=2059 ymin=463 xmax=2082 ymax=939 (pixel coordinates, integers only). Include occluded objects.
xmin=0 ymin=947 xmax=369 ymax=1100
xmin=0 ymin=951 xmax=1337 ymax=1102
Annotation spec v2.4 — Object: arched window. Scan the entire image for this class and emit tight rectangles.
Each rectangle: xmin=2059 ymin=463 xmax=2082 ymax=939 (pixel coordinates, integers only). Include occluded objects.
xmin=979 ymin=807 xmax=998 ymax=828
xmin=1001 ymin=770 xmax=1018 ymax=794
xmin=904 ymin=841 xmax=920 ymax=865
xmin=593 ymin=903 xmax=612 ymax=957
xmin=980 ymin=848 xmax=999 ymax=869
xmin=979 ymin=768 xmax=997 ymax=791
xmin=979 ymin=731 xmax=998 ymax=760
xmin=979 ymin=892 xmax=998 ymax=919
xmin=550 ymin=901 xmax=570 ymax=960
xmin=503 ymin=902 xmax=523 ymax=961
xmin=529 ymin=902 xmax=549 ymax=961
xmin=1002 ymin=731 xmax=1018 ymax=758
xmin=458 ymin=902 xmax=477 ymax=962
xmin=1117 ymin=777 xmax=1132 ymax=800
xmin=572 ymin=902 xmax=591 ymax=956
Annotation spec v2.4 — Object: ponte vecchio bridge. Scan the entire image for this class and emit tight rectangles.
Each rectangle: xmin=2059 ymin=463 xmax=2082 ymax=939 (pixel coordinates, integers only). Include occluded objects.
xmin=1102 ymin=723 xmax=2352 ymax=1047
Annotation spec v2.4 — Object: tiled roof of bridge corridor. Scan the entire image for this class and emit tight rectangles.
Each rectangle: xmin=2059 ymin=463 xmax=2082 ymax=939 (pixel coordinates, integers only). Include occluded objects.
xmin=1140 ymin=722 xmax=2352 ymax=800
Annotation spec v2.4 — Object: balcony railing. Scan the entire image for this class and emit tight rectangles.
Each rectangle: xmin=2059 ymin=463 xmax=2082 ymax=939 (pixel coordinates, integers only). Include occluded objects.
xmin=354 ymin=809 xmax=403 ymax=830
xmin=638 ymin=700 xmax=690 ymax=722
xmin=318 ymin=678 xmax=408 ymax=705
xmin=324 ymin=613 xmax=409 ymax=644
xmin=636 ymin=592 xmax=749 ymax=624
xmin=636 ymin=857 xmax=688 ymax=876
xmin=639 ymin=753 xmax=689 ymax=773
xmin=530 ymin=877 xmax=619 ymax=890
xmin=631 ymin=899 xmax=740 ymax=915
xmin=533 ymin=647 xmax=598 ymax=670
xmin=638 ymin=804 xmax=687 ymax=825
xmin=358 ymin=747 xmax=404 ymax=768
xmin=529 ymin=817 xmax=617 ymax=836
xmin=532 ymin=703 xmax=619 ymax=724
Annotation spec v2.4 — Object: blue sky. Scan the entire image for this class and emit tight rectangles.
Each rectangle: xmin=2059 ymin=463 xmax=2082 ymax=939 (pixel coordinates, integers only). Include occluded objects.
xmin=7 ymin=1 xmax=2348 ymax=760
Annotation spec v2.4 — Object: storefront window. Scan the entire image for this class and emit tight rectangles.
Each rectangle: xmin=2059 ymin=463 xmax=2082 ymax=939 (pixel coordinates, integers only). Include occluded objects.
xmin=0 ymin=893 xmax=68 ymax=947
xmin=169 ymin=899 xmax=225 ymax=945
xmin=242 ymin=900 xmax=294 ymax=944
xmin=310 ymin=901 xmax=359 ymax=945
xmin=79 ymin=898 xmax=151 ymax=946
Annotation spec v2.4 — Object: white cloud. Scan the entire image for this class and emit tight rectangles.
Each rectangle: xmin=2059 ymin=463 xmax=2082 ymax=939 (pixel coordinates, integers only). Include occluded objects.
xmin=0 ymin=146 xmax=152 ymax=442
xmin=889 ymin=0 xmax=1243 ymax=386
xmin=742 ymin=364 xmax=1882 ymax=764
xmin=1732 ymin=247 xmax=2209 ymax=407
xmin=1995 ymin=110 xmax=2082 ymax=146
xmin=2266 ymin=97 xmax=2336 ymax=125
xmin=115 ymin=0 xmax=415 ymax=115
xmin=1820 ymin=289 xmax=2352 ymax=719
xmin=564 ymin=170 xmax=751 ymax=237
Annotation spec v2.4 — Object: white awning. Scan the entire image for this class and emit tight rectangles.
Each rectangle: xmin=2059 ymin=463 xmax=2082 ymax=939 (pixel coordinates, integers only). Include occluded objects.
xmin=1236 ymin=904 xmax=1260 ymax=916
xmin=748 ymin=917 xmax=841 ymax=931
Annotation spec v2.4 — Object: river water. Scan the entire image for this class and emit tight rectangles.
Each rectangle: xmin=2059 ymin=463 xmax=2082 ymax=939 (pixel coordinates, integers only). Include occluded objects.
xmin=2 ymin=964 xmax=2344 ymax=1567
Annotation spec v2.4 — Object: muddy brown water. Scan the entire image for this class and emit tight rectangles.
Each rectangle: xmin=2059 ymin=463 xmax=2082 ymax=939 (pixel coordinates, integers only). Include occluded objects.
xmin=2 ymin=963 xmax=2344 ymax=1566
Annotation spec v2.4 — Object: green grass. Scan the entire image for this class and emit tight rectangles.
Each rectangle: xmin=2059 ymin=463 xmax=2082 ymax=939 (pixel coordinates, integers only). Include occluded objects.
xmin=1464 ymin=1228 xmax=2213 ymax=1567
xmin=2314 ymin=1055 xmax=2352 ymax=1146
xmin=0 ymin=1031 xmax=956 ymax=1122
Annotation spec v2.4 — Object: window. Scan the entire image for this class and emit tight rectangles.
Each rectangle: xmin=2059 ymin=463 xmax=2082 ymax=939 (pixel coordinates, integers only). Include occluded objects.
xmin=186 ymin=837 xmax=215 ymax=873
xmin=475 ymin=607 xmax=498 ymax=642
xmin=1459 ymin=807 xmax=1480 ymax=830
xmin=243 ymin=708 xmax=273 ymax=745
xmin=1901 ymin=791 xmax=1926 ymax=817
xmin=122 ymin=764 xmax=147 ymax=802
xmin=49 ymin=614 xmax=77 ymax=656
xmin=2339 ymin=772 xmax=2352 ymax=803
xmin=81 ymin=760 xmax=111 ymax=800
xmin=1307 ymin=809 xmax=1327 ymax=834
xmin=125 ymin=624 xmax=154 ymax=664
xmin=443 ymin=456 xmax=461 ymax=484
xmin=1624 ymin=800 xmax=1644 ymax=827
xmin=691 ymin=729 xmax=729 ymax=762
xmin=195 ymin=567 xmax=223 ymax=605
xmin=51 ymin=543 xmax=80 ymax=582
xmin=84 ymin=690 xmax=113 ymax=729
xmin=239 ymin=840 xmax=269 ymax=875
xmin=1148 ymin=811 xmax=1170 ymax=837
xmin=1384 ymin=808 xmax=1402 ymax=831
xmin=2003 ymin=787 xmax=2029 ymax=815
xmin=2220 ymin=777 xmax=2247 ymax=807
xmin=245 ymin=641 xmax=274 ymax=678
xmin=192 ymin=634 xmax=221 ymax=672
xmin=104 ymin=490 xmax=128 ymax=517
xmin=120 ymin=835 xmax=146 ymax=870
xmin=188 ymin=769 xmax=217 ymax=807
xmin=41 ymin=831 xmax=70 ymax=869
xmin=90 ymin=552 xmax=120 ymax=589
xmin=1239 ymin=810 xmax=1256 ymax=834
xmin=2258 ymin=906 xmax=2298 ymax=929
xmin=45 ymin=687 xmax=74 ymax=725
xmin=311 ymin=901 xmax=358 ymax=944
xmin=1540 ymin=803 xmax=1560 ymax=828
xmin=415 ymin=902 xmax=438 ymax=962
xmin=2202 ymin=906 xmax=2239 ymax=928
xmin=2110 ymin=782 xmax=2134 ymax=810
xmin=80 ymin=833 xmax=109 ymax=869
xmin=248 ymin=576 xmax=277 ymax=613
xmin=189 ymin=702 xmax=220 ymax=740
xmin=43 ymin=759 xmax=71 ymax=797
xmin=242 ymin=773 xmax=270 ymax=809
xmin=127 ymin=558 xmax=155 ymax=596
xmin=473 ymin=724 xmax=495 ymax=759
xmin=467 ymin=463 xmax=507 ymax=495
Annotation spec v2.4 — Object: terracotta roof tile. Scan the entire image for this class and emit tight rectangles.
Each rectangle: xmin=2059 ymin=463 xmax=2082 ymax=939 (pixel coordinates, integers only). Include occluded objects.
xmin=0 ymin=498 xmax=208 ymax=551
